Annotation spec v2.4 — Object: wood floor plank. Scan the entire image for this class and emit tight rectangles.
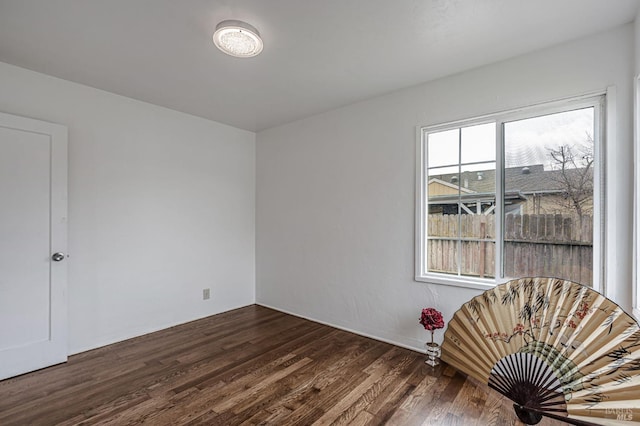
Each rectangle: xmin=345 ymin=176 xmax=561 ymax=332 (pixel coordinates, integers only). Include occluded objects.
xmin=0 ymin=305 xmax=569 ymax=426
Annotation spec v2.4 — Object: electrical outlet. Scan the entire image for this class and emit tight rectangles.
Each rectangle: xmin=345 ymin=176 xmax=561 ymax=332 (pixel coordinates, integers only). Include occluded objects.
xmin=203 ymin=288 xmax=210 ymax=300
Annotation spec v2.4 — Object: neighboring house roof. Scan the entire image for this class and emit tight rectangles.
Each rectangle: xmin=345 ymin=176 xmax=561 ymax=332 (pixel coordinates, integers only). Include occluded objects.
xmin=427 ymin=177 xmax=475 ymax=194
xmin=429 ymin=164 xmax=592 ymax=195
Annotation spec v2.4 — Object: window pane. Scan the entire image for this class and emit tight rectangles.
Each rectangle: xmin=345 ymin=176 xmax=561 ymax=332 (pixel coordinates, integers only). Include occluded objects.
xmin=427 ymin=128 xmax=459 ymax=168
xmin=426 ymin=221 xmax=459 ymax=275
xmin=427 ymin=160 xmax=461 ymax=275
xmin=427 ymin=165 xmax=460 ymax=239
xmin=425 ymin=124 xmax=496 ymax=278
xmin=458 ymin=163 xmax=496 ymax=279
xmin=461 ymin=123 xmax=495 ymax=164
xmin=503 ymin=107 xmax=594 ymax=286
xmin=460 ymin=241 xmax=495 ymax=278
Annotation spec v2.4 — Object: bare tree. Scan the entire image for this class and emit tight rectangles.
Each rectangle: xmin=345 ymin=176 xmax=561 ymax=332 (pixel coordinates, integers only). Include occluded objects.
xmin=547 ymin=134 xmax=594 ymax=217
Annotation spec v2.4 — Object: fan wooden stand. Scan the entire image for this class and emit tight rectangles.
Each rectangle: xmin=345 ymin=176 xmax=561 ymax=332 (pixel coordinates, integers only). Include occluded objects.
xmin=441 ymin=277 xmax=640 ymax=425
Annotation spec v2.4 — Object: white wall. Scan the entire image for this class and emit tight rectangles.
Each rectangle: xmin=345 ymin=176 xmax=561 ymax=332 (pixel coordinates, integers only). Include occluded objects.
xmin=636 ymin=9 xmax=640 ymax=73
xmin=256 ymin=25 xmax=635 ymax=352
xmin=634 ymin=12 xmax=640 ymax=319
xmin=0 ymin=62 xmax=256 ymax=354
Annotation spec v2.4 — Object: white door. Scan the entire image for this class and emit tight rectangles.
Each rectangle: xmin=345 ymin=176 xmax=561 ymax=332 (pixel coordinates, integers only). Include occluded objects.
xmin=0 ymin=111 xmax=68 ymax=380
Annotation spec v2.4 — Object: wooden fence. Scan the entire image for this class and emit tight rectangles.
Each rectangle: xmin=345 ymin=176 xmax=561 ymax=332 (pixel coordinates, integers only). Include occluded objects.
xmin=427 ymin=214 xmax=593 ymax=286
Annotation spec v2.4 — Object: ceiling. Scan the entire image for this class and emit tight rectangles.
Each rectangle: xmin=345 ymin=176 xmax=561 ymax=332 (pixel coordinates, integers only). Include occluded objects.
xmin=0 ymin=1 xmax=638 ymax=132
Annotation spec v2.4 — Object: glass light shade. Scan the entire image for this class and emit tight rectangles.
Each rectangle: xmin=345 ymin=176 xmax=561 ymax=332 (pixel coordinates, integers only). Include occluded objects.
xmin=213 ymin=20 xmax=263 ymax=58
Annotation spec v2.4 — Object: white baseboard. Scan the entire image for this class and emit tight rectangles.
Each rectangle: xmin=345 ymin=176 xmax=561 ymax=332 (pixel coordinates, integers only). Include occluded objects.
xmin=70 ymin=303 xmax=431 ymax=357
xmin=256 ymin=302 xmax=427 ymax=355
xmin=69 ymin=303 xmax=254 ymax=356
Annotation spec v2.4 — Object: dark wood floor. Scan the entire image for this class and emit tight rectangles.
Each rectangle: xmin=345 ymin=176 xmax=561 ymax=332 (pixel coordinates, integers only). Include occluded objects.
xmin=0 ymin=305 xmax=567 ymax=425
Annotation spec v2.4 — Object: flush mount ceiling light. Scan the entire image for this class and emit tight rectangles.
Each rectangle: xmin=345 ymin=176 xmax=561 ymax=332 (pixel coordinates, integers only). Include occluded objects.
xmin=213 ymin=20 xmax=263 ymax=58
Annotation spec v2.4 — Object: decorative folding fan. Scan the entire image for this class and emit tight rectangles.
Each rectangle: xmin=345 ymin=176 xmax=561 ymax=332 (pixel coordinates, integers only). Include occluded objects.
xmin=441 ymin=277 xmax=640 ymax=426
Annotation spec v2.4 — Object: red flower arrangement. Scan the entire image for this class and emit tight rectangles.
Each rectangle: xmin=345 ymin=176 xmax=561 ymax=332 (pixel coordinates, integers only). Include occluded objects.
xmin=420 ymin=308 xmax=445 ymax=345
xmin=419 ymin=308 xmax=445 ymax=331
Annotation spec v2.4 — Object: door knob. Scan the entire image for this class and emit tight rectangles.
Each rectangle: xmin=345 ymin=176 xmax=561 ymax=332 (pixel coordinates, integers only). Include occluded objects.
xmin=51 ymin=252 xmax=65 ymax=262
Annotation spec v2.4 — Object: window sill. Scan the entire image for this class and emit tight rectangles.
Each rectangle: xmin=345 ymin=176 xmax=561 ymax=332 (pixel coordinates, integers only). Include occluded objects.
xmin=415 ymin=273 xmax=497 ymax=291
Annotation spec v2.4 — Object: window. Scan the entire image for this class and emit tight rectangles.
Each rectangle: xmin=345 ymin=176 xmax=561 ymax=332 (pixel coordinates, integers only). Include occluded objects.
xmin=416 ymin=96 xmax=604 ymax=290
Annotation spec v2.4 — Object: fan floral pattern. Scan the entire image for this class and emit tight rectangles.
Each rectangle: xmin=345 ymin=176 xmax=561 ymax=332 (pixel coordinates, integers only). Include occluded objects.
xmin=441 ymin=277 xmax=640 ymax=425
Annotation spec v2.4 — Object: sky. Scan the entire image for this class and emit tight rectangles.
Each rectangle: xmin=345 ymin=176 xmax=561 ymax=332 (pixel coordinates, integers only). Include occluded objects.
xmin=504 ymin=107 xmax=594 ymax=169
xmin=427 ymin=106 xmax=594 ymax=174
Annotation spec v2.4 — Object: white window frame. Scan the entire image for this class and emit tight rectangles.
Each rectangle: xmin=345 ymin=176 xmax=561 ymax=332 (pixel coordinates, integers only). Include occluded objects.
xmin=415 ymin=93 xmax=606 ymax=293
